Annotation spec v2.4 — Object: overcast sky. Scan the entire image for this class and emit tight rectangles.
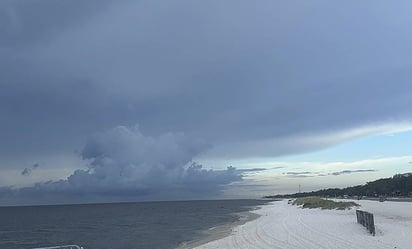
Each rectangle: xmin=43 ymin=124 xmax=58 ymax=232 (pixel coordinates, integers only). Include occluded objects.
xmin=1 ymin=0 xmax=412 ymax=205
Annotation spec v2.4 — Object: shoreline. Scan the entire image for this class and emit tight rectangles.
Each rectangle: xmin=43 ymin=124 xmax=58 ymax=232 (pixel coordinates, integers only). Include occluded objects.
xmin=176 ymin=203 xmax=268 ymax=249
xmin=189 ymin=199 xmax=412 ymax=249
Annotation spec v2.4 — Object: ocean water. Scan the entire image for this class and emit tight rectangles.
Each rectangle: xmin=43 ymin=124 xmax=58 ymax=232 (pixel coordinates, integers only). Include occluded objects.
xmin=0 ymin=199 xmax=268 ymax=249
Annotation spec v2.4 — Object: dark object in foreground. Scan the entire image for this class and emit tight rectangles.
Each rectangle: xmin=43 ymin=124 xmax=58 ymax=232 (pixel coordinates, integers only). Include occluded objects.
xmin=356 ymin=210 xmax=375 ymax=235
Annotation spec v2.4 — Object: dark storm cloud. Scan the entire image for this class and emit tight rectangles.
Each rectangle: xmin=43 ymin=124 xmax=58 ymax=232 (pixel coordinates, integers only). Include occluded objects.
xmin=0 ymin=0 xmax=120 ymax=159
xmin=0 ymin=0 xmax=110 ymax=48
xmin=74 ymin=125 xmax=241 ymax=196
xmin=2 ymin=0 xmax=412 ymax=161
xmin=2 ymin=1 xmax=412 ymax=155
xmin=2 ymin=1 xmax=412 ymax=202
xmin=0 ymin=125 xmax=242 ymax=205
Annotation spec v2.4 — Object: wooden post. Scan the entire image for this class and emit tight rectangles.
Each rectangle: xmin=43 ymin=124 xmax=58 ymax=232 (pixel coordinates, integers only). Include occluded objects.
xmin=356 ymin=210 xmax=375 ymax=236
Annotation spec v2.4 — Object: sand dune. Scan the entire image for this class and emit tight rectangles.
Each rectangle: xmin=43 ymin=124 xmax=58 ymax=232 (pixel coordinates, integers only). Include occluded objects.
xmin=194 ymin=199 xmax=412 ymax=249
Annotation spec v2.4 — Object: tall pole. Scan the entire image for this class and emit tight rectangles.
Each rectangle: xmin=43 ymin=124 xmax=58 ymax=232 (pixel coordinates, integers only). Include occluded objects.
xmin=299 ymin=184 xmax=301 ymax=193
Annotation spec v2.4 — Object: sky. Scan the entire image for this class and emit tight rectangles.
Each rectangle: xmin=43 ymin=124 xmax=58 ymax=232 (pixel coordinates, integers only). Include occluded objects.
xmin=1 ymin=0 xmax=412 ymax=205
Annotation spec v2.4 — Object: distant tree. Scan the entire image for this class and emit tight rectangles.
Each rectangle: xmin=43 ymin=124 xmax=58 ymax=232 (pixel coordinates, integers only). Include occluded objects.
xmin=265 ymin=173 xmax=412 ymax=199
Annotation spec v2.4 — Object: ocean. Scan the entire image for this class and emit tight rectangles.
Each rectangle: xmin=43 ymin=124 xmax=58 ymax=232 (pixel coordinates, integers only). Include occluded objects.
xmin=0 ymin=199 xmax=269 ymax=249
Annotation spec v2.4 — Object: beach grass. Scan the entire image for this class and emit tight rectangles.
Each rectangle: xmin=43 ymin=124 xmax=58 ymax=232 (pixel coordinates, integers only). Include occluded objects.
xmin=292 ymin=196 xmax=359 ymax=210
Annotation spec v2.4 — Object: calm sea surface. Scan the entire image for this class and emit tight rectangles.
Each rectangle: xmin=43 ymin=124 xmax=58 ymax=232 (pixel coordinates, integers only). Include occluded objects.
xmin=0 ymin=199 xmax=268 ymax=249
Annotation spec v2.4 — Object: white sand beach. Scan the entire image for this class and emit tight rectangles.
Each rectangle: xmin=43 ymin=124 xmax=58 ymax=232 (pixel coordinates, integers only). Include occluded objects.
xmin=194 ymin=199 xmax=412 ymax=249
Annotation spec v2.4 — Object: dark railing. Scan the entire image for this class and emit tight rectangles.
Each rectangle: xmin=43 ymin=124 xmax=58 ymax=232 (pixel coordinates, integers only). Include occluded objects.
xmin=356 ymin=210 xmax=375 ymax=235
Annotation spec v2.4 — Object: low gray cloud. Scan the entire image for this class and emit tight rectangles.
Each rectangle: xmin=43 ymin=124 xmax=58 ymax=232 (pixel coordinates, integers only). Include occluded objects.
xmin=20 ymin=168 xmax=31 ymax=176
xmin=238 ymin=168 xmax=268 ymax=173
xmin=20 ymin=163 xmax=40 ymax=176
xmin=329 ymin=169 xmax=376 ymax=176
xmin=284 ymin=171 xmax=316 ymax=178
xmin=1 ymin=125 xmax=242 ymax=205
xmin=284 ymin=169 xmax=377 ymax=178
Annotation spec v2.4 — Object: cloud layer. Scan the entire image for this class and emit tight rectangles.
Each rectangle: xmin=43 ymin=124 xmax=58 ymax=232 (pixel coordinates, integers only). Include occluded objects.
xmin=0 ymin=125 xmax=242 ymax=205
xmin=2 ymin=1 xmax=412 ymax=162
xmin=284 ymin=169 xmax=377 ymax=178
xmin=2 ymin=1 xmax=412 ymax=203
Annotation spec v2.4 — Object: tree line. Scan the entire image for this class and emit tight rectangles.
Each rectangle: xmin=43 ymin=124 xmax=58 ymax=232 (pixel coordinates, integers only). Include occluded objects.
xmin=266 ymin=173 xmax=412 ymax=199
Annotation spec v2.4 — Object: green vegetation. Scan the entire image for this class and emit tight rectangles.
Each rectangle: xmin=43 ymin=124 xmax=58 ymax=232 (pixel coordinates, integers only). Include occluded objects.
xmin=267 ymin=173 xmax=412 ymax=199
xmin=292 ymin=196 xmax=359 ymax=210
